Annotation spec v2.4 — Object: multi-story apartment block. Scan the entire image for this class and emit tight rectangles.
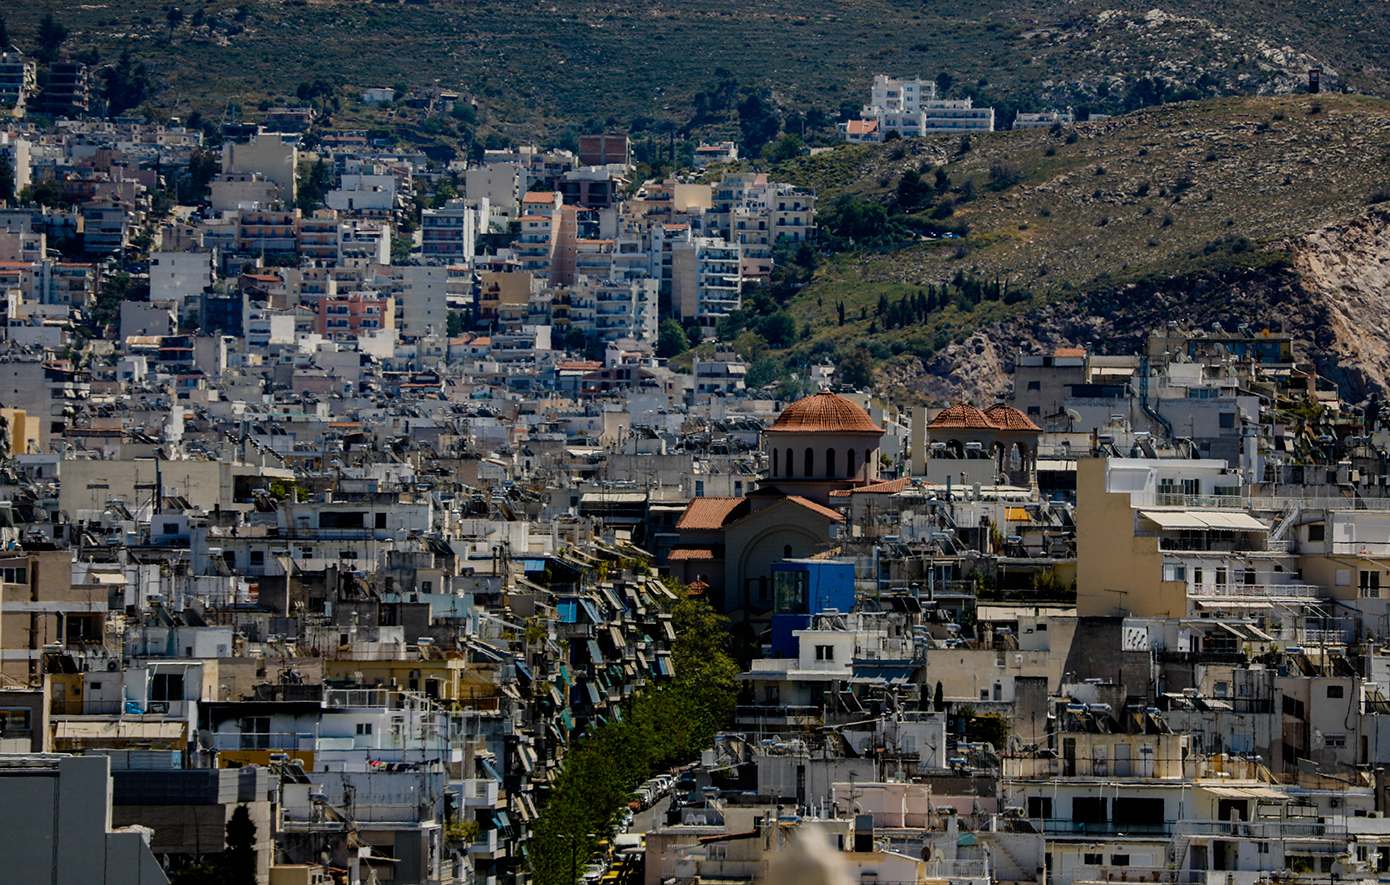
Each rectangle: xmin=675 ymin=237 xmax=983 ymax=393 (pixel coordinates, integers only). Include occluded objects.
xmin=235 ymin=208 xmax=298 ymax=255
xmin=0 ymin=51 xmax=37 ymax=115
xmin=843 ymin=73 xmax=996 ymax=141
xmin=396 ymin=264 xmax=449 ymax=339
xmin=296 ymin=210 xmax=342 ymax=265
xmin=35 ymin=60 xmax=92 ymax=117
xmin=670 ymin=234 xmax=741 ymax=325
xmin=420 ymin=199 xmax=482 ymax=264
xmin=591 ymin=276 xmax=659 ymax=343
xmin=81 ymin=199 xmax=130 ymax=254
xmin=312 ymin=291 xmax=395 ymax=339
xmin=0 ymin=133 xmax=32 ymax=193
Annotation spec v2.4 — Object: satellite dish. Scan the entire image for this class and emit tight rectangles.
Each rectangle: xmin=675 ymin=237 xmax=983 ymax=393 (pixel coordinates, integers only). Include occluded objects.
xmin=196 ymin=729 xmax=214 ymax=751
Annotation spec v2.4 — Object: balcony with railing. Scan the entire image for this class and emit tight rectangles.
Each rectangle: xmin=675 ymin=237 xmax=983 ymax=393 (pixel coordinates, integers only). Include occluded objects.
xmin=461 ymin=777 xmax=500 ymax=808
xmin=1153 ymin=535 xmax=1272 ymax=553
xmin=1188 ymin=583 xmax=1320 ymax=599
xmin=212 ymin=731 xmax=317 ymax=752
xmin=1173 ymin=818 xmax=1346 ymax=842
xmin=733 ymin=705 xmax=822 ymax=727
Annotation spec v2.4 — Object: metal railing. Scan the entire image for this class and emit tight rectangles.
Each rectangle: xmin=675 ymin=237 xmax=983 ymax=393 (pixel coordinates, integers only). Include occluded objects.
xmin=1189 ymin=583 xmax=1319 ymax=598
xmin=1173 ymin=819 xmax=1346 ymax=841
xmin=211 ymin=731 xmax=317 ymax=751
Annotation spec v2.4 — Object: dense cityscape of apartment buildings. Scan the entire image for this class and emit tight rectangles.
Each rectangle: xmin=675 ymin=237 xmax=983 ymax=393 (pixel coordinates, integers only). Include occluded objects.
xmin=0 ymin=54 xmax=1384 ymax=885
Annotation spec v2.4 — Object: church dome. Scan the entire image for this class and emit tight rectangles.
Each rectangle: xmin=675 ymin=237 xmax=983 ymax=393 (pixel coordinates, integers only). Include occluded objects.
xmin=767 ymin=392 xmax=884 ymax=435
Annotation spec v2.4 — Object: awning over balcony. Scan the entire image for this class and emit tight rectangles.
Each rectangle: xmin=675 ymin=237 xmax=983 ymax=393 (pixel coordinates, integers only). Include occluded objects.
xmin=1217 ymin=621 xmax=1274 ymax=642
xmin=849 ymin=666 xmax=916 ymax=685
xmin=1199 ymin=785 xmax=1287 ymax=800
xmin=1140 ymin=510 xmax=1268 ymax=531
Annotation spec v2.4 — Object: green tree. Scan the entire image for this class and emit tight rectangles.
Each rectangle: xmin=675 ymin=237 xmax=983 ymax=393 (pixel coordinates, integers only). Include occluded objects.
xmin=759 ymin=310 xmax=798 ymax=349
xmin=0 ymin=15 xmax=9 ymax=51
xmin=764 ymin=134 xmax=803 ymax=164
xmin=745 ymin=356 xmax=786 ymax=389
xmin=655 ymin=318 xmax=689 ymax=359
xmin=0 ymin=156 xmax=13 ymax=204
xmin=530 ymin=596 xmax=737 ymax=885
xmin=295 ymin=158 xmax=335 ymax=213
xmin=896 ymin=170 xmax=931 ymax=212
xmin=176 ymin=148 xmax=219 ymax=204
xmin=839 ymin=345 xmax=876 ymax=390
xmin=737 ymin=92 xmax=781 ymax=159
xmin=165 ymin=6 xmax=184 ymax=38
xmin=732 ymin=330 xmax=769 ymax=363
xmin=35 ymin=12 xmax=67 ymax=64
xmin=101 ymin=50 xmax=150 ymax=118
xmin=224 ymin=803 xmax=257 ymax=885
xmin=19 ymin=179 xmax=64 ymax=208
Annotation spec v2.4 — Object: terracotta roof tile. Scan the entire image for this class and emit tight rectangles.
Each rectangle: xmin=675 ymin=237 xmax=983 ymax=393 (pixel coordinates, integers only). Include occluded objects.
xmin=1053 ymin=347 xmax=1086 ymax=358
xmin=984 ymin=404 xmax=1043 ymax=432
xmin=928 ymin=403 xmax=994 ymax=429
xmin=675 ymin=498 xmax=746 ymax=531
xmin=668 ymin=546 xmax=719 ymax=561
xmin=768 ymin=392 xmax=883 ymax=435
xmin=829 ymin=477 xmax=909 ymax=497
xmin=783 ymin=496 xmax=847 ymax=523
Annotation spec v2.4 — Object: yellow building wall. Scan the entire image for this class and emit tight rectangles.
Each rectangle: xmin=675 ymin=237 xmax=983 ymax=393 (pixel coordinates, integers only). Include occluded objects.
xmin=0 ymin=408 xmax=39 ymax=455
xmin=1075 ymin=459 xmax=1183 ymax=618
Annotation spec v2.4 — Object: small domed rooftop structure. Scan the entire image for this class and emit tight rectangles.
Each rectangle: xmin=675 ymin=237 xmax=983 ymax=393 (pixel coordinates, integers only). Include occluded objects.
xmin=925 ymin=401 xmax=1042 ymax=486
xmin=761 ymin=392 xmax=888 ymax=503
xmin=767 ymin=392 xmax=883 ymax=435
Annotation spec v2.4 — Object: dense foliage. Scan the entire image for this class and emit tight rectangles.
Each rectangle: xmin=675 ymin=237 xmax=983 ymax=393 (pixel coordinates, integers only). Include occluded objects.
xmin=528 ymin=596 xmax=738 ymax=885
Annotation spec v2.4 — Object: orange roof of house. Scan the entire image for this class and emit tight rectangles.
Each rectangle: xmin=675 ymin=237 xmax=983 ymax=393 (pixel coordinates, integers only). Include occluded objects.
xmin=846 ymin=120 xmax=879 ymax=134
xmin=984 ymin=404 xmax=1043 ymax=432
xmin=928 ymin=403 xmax=994 ymax=429
xmin=1053 ymin=347 xmax=1086 ymax=358
xmin=668 ymin=546 xmax=718 ymax=561
xmin=829 ymin=477 xmax=908 ymax=498
xmin=522 ymin=192 xmax=556 ymax=202
xmin=782 ymin=496 xmax=847 ymax=523
xmin=676 ymin=498 xmax=746 ymax=531
xmin=930 ymin=402 xmax=1041 ymax=432
xmin=767 ymin=392 xmax=883 ymax=435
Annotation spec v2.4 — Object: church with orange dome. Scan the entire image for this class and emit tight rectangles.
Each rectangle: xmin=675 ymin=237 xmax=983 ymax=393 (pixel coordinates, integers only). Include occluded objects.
xmin=666 ymin=392 xmax=884 ymax=622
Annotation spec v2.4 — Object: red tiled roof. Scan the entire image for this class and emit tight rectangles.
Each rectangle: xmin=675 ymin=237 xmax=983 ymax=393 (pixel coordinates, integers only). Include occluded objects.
xmin=829 ymin=477 xmax=909 ymax=498
xmin=668 ymin=546 xmax=719 ymax=561
xmin=783 ymin=496 xmax=847 ymax=523
xmin=930 ymin=402 xmax=1042 ymax=432
xmin=768 ymin=392 xmax=883 ymax=435
xmin=845 ymin=120 xmax=879 ymax=134
xmin=676 ymin=498 xmax=746 ymax=530
xmin=984 ymin=404 xmax=1043 ymax=432
xmin=928 ymin=403 xmax=994 ymax=429
xmin=1053 ymin=347 xmax=1086 ymax=358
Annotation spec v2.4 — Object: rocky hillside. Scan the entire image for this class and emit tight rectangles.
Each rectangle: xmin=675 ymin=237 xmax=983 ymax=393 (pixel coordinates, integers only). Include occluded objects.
xmin=775 ymin=94 xmax=1390 ymax=405
xmin=3 ymin=0 xmax=1385 ymax=138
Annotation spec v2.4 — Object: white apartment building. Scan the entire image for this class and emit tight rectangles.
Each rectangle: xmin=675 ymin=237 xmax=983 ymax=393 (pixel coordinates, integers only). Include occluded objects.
xmin=671 ymin=235 xmax=741 ymax=325
xmin=396 ymin=264 xmax=449 ymax=339
xmin=1014 ymin=108 xmax=1076 ymax=129
xmin=844 ymin=74 xmax=996 ymax=142
xmin=465 ymin=162 xmax=524 ymax=220
xmin=325 ymin=172 xmax=397 ymax=213
xmin=149 ymin=251 xmax=214 ymax=319
xmin=592 ymin=275 xmax=659 ymax=344
xmin=420 ymin=199 xmax=483 ymax=265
